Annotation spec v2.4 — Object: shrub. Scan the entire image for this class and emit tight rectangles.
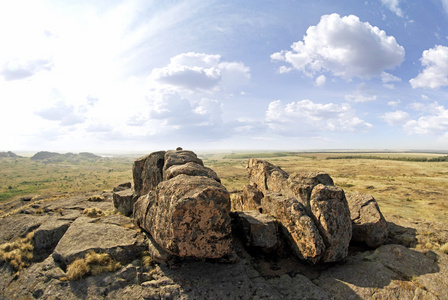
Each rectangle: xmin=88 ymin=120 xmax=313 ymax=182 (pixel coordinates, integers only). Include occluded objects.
xmin=439 ymin=242 xmax=448 ymax=254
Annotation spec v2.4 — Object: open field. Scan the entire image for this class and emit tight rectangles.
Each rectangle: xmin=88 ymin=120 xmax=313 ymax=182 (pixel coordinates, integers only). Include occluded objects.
xmin=1 ymin=151 xmax=448 ymax=223
xmin=202 ymin=152 xmax=448 ymax=223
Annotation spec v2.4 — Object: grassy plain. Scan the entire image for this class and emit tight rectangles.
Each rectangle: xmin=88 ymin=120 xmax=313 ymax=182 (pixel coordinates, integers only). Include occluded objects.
xmin=1 ymin=151 xmax=448 ymax=223
xmin=202 ymin=151 xmax=448 ymax=223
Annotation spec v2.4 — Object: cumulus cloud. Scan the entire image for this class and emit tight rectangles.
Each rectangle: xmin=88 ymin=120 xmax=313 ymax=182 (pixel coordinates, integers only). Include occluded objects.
xmin=150 ymin=52 xmax=250 ymax=91
xmin=382 ymin=102 xmax=448 ymax=136
xmin=147 ymin=91 xmax=226 ymax=139
xmin=387 ymin=100 xmax=401 ymax=107
xmin=0 ymin=58 xmax=53 ymax=81
xmin=381 ymin=0 xmax=404 ymax=17
xmin=381 ymin=110 xmax=410 ymax=126
xmin=271 ymin=13 xmax=405 ymax=80
xmin=410 ymin=45 xmax=448 ymax=89
xmin=266 ymin=99 xmax=372 ymax=135
xmin=345 ymin=83 xmax=377 ymax=103
xmin=36 ymin=101 xmax=86 ymax=126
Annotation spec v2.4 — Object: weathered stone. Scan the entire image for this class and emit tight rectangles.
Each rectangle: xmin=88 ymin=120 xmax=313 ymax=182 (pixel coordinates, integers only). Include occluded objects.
xmin=232 ymin=210 xmax=280 ymax=252
xmin=261 ymin=192 xmax=326 ymax=263
xmin=145 ymin=232 xmax=175 ymax=264
xmin=162 ymin=149 xmax=203 ymax=174
xmin=32 ymin=219 xmax=70 ymax=252
xmin=246 ymin=158 xmax=289 ymax=194
xmin=0 ymin=214 xmax=47 ymax=244
xmin=132 ymin=151 xmax=165 ymax=198
xmin=113 ymin=188 xmax=135 ymax=216
xmin=52 ymin=217 xmax=146 ymax=266
xmin=142 ymin=174 xmax=233 ymax=259
xmin=310 ymin=184 xmax=352 ymax=263
xmin=287 ymin=172 xmax=334 ymax=204
xmin=164 ymin=162 xmax=220 ymax=182
xmin=113 ymin=182 xmax=132 ymax=192
xmin=346 ymin=191 xmax=388 ymax=247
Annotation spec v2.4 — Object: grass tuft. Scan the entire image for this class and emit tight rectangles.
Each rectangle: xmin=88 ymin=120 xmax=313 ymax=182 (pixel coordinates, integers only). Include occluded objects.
xmin=0 ymin=231 xmax=34 ymax=271
xmin=65 ymin=250 xmax=122 ymax=281
xmin=87 ymin=195 xmax=105 ymax=202
xmin=439 ymin=243 xmax=448 ymax=254
xmin=82 ymin=207 xmax=104 ymax=218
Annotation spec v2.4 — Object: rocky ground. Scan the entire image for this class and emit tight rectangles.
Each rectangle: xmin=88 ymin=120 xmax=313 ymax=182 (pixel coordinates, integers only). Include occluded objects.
xmin=1 ymin=191 xmax=447 ymax=299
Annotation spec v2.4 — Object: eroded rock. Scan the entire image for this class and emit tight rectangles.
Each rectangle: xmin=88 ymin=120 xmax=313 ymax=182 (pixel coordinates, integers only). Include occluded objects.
xmin=164 ymin=162 xmax=220 ymax=182
xmin=133 ymin=151 xmax=165 ymax=198
xmin=113 ymin=188 xmax=135 ymax=216
xmin=346 ymin=191 xmax=388 ymax=248
xmin=142 ymin=174 xmax=233 ymax=259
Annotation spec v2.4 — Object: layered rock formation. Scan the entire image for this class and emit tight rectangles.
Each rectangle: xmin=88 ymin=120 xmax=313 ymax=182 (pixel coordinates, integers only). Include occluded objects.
xmin=233 ymin=159 xmax=353 ymax=263
xmin=132 ymin=150 xmax=234 ymax=260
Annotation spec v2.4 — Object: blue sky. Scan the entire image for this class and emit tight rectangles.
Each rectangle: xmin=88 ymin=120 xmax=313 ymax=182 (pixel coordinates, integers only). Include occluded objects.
xmin=2 ymin=0 xmax=448 ymax=152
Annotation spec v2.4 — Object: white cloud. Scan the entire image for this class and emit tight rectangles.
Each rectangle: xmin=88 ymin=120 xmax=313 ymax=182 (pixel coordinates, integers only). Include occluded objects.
xmin=380 ymin=110 xmax=410 ymax=125
xmin=381 ymin=0 xmax=404 ymax=17
xmin=271 ymin=13 xmax=404 ymax=80
xmin=442 ymin=0 xmax=448 ymax=16
xmin=36 ymin=101 xmax=86 ymax=126
xmin=345 ymin=83 xmax=377 ymax=103
xmin=266 ymin=99 xmax=372 ymax=135
xmin=150 ymin=52 xmax=250 ymax=91
xmin=387 ymin=100 xmax=401 ymax=107
xmin=404 ymin=109 xmax=448 ymax=135
xmin=381 ymin=71 xmax=401 ymax=89
xmin=315 ymin=75 xmax=326 ymax=87
xmin=410 ymin=45 xmax=448 ymax=89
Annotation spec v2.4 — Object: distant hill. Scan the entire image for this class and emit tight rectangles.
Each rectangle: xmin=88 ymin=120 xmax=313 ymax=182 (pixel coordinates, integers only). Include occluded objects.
xmin=30 ymin=151 xmax=102 ymax=162
xmin=0 ymin=151 xmax=23 ymax=158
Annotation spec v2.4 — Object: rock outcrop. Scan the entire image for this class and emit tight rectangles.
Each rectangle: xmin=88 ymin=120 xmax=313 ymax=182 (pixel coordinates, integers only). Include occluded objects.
xmin=242 ymin=159 xmax=352 ymax=263
xmin=112 ymin=188 xmax=134 ymax=216
xmin=132 ymin=149 xmax=234 ymax=260
xmin=346 ymin=191 xmax=388 ymax=247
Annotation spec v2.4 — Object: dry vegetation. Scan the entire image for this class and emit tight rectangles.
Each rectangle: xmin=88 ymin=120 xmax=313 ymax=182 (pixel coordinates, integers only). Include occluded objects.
xmin=0 ymin=156 xmax=134 ymax=202
xmin=0 ymin=231 xmax=34 ymax=271
xmin=64 ymin=250 xmax=121 ymax=281
xmin=1 ymin=151 xmax=448 ymax=224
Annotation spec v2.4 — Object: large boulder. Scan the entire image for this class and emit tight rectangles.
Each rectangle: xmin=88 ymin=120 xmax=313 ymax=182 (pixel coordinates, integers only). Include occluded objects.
xmin=141 ymin=174 xmax=233 ymax=259
xmin=346 ymin=191 xmax=388 ymax=247
xmin=133 ymin=151 xmax=165 ymax=198
xmin=164 ymin=162 xmax=220 ymax=183
xmin=261 ymin=192 xmax=326 ymax=263
xmin=310 ymin=184 xmax=352 ymax=262
xmin=231 ymin=210 xmax=280 ymax=253
xmin=162 ymin=150 xmax=204 ymax=175
xmin=246 ymin=159 xmax=289 ymax=194
xmin=113 ymin=188 xmax=135 ymax=216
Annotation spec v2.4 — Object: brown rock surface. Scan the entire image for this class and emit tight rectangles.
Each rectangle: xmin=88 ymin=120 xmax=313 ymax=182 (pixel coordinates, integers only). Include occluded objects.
xmin=232 ymin=210 xmax=280 ymax=252
xmin=310 ymin=184 xmax=352 ymax=262
xmin=261 ymin=192 xmax=326 ymax=263
xmin=162 ymin=149 xmax=203 ymax=174
xmin=142 ymin=174 xmax=233 ymax=259
xmin=346 ymin=191 xmax=388 ymax=247
xmin=246 ymin=158 xmax=289 ymax=193
xmin=132 ymin=151 xmax=165 ymax=198
xmin=113 ymin=188 xmax=135 ymax=216
xmin=164 ymin=161 xmax=220 ymax=182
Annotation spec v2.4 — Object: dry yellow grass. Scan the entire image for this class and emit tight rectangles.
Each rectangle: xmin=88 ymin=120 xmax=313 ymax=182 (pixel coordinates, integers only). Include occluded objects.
xmin=65 ymin=250 xmax=121 ymax=281
xmin=0 ymin=231 xmax=34 ymax=271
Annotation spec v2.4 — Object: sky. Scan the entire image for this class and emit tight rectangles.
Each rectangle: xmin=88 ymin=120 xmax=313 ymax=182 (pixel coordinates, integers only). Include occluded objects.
xmin=2 ymin=0 xmax=448 ymax=153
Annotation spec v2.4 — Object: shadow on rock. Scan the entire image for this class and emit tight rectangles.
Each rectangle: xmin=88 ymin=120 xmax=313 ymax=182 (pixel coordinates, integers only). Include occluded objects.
xmin=316 ymin=244 xmax=443 ymax=299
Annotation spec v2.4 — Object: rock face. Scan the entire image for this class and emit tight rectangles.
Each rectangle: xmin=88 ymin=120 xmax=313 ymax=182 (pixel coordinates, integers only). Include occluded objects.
xmin=231 ymin=210 xmax=280 ymax=253
xmin=346 ymin=191 xmax=388 ymax=247
xmin=113 ymin=188 xmax=134 ymax=216
xmin=132 ymin=149 xmax=234 ymax=260
xmin=242 ymin=159 xmax=352 ymax=263
xmin=133 ymin=151 xmax=165 ymax=198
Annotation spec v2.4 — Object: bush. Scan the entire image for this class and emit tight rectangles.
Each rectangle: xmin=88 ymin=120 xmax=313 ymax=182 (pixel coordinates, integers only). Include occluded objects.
xmin=87 ymin=195 xmax=105 ymax=202
xmin=0 ymin=232 xmax=34 ymax=271
xmin=82 ymin=207 xmax=104 ymax=217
